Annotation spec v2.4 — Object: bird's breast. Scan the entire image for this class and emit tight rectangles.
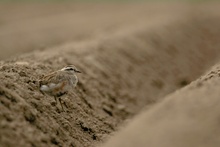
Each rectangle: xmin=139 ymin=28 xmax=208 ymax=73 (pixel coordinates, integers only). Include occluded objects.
xmin=70 ymin=75 xmax=78 ymax=87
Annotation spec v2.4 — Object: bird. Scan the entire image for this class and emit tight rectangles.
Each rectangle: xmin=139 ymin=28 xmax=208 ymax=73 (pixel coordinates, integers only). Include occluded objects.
xmin=39 ymin=65 xmax=81 ymax=110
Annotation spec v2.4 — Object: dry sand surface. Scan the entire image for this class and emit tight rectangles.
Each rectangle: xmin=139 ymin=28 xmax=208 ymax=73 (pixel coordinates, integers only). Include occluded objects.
xmin=0 ymin=3 xmax=220 ymax=147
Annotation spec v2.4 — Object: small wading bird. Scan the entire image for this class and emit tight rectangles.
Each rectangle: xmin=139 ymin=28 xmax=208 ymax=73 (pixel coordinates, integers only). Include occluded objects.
xmin=39 ymin=65 xmax=81 ymax=110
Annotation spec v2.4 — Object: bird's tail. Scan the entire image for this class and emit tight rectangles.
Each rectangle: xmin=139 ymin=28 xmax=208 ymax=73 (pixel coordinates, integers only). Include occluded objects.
xmin=40 ymin=85 xmax=50 ymax=92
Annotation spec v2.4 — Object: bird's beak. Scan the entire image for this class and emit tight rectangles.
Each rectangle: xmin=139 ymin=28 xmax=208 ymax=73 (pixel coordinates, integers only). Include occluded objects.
xmin=75 ymin=70 xmax=81 ymax=73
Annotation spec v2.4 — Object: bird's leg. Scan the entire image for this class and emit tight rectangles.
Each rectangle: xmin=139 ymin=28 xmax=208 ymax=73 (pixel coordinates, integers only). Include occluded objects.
xmin=63 ymin=100 xmax=68 ymax=108
xmin=70 ymin=91 xmax=77 ymax=97
xmin=73 ymin=92 xmax=77 ymax=97
xmin=58 ymin=97 xmax=64 ymax=111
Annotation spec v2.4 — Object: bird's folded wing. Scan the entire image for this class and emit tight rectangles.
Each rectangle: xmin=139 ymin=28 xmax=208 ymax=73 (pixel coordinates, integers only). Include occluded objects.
xmin=40 ymin=71 xmax=63 ymax=85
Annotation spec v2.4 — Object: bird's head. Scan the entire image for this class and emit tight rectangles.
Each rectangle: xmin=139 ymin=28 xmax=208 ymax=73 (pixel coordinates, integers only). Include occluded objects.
xmin=61 ymin=65 xmax=81 ymax=74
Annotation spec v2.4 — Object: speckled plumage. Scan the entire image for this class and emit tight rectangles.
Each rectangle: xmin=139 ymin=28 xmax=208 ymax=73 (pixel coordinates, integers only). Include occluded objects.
xmin=39 ymin=65 xmax=81 ymax=110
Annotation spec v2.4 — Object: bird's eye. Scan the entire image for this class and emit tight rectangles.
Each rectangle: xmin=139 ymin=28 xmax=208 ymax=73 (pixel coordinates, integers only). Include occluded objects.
xmin=66 ymin=68 xmax=74 ymax=71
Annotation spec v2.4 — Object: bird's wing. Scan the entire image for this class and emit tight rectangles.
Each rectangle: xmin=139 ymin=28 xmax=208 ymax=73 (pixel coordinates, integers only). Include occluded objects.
xmin=40 ymin=71 xmax=65 ymax=86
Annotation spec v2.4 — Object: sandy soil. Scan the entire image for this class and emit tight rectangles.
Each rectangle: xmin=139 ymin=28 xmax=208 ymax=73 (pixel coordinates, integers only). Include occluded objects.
xmin=0 ymin=3 xmax=220 ymax=147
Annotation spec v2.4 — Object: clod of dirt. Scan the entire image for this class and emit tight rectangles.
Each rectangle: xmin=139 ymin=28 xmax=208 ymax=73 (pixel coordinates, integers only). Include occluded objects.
xmin=24 ymin=108 xmax=36 ymax=123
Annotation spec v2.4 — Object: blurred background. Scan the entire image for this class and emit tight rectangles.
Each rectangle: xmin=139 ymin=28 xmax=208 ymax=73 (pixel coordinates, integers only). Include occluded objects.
xmin=0 ymin=0 xmax=215 ymax=2
xmin=1 ymin=1 xmax=220 ymax=147
xmin=0 ymin=0 xmax=217 ymax=60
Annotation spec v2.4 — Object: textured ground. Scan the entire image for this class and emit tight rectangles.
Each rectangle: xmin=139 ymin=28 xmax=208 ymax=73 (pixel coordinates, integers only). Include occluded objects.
xmin=0 ymin=3 xmax=220 ymax=147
